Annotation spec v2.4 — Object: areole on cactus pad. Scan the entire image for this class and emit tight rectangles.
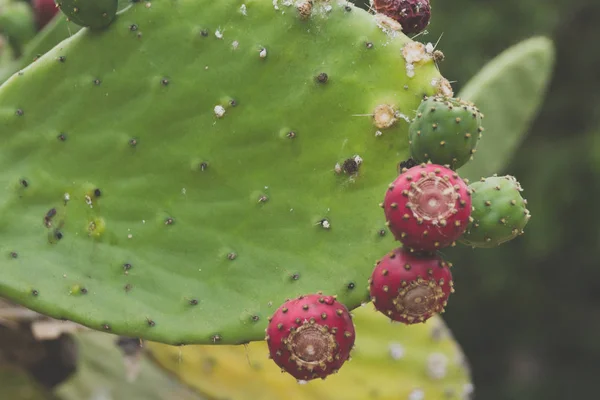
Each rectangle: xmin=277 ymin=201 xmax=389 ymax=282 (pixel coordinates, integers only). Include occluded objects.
xmin=0 ymin=0 xmax=449 ymax=345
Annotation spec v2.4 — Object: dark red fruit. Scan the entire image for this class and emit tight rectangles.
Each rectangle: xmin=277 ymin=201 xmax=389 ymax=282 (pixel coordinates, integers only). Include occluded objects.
xmin=265 ymin=293 xmax=355 ymax=381
xmin=32 ymin=0 xmax=59 ymax=31
xmin=382 ymin=163 xmax=472 ymax=251
xmin=369 ymin=247 xmax=453 ymax=324
xmin=372 ymin=0 xmax=431 ymax=35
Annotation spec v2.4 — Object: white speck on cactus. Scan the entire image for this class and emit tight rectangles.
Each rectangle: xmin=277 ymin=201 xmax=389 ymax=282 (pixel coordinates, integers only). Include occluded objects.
xmin=408 ymin=389 xmax=425 ymax=400
xmin=232 ymin=40 xmax=239 ymax=50
xmin=214 ymin=105 xmax=226 ymax=118
xmin=240 ymin=4 xmax=247 ymax=15
xmin=145 ymin=2 xmax=152 ymax=8
xmin=353 ymin=155 xmax=363 ymax=165
xmin=297 ymin=380 xmax=308 ymax=385
xmin=63 ymin=193 xmax=70 ymax=203
xmin=375 ymin=130 xmax=383 ymax=137
xmin=85 ymin=195 xmax=93 ymax=208
xmin=215 ymin=29 xmax=223 ymax=39
xmin=388 ymin=342 xmax=405 ymax=360
xmin=427 ymin=352 xmax=449 ymax=380
xmin=334 ymin=163 xmax=342 ymax=174
xmin=425 ymin=42 xmax=435 ymax=53
xmin=259 ymin=48 xmax=267 ymax=58
xmin=320 ymin=219 xmax=331 ymax=229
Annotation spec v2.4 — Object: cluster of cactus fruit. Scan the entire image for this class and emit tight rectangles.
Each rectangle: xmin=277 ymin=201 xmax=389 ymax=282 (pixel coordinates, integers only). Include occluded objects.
xmin=0 ymin=0 xmax=528 ymax=387
xmin=265 ymin=1 xmax=530 ymax=381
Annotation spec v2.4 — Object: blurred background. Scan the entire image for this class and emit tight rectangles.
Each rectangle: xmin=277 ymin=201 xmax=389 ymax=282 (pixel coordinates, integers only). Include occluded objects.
xmin=1 ymin=0 xmax=600 ymax=399
xmin=427 ymin=0 xmax=600 ymax=399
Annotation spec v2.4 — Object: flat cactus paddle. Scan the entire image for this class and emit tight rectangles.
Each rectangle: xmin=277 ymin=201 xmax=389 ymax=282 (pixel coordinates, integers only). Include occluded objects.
xmin=0 ymin=0 xmax=446 ymax=345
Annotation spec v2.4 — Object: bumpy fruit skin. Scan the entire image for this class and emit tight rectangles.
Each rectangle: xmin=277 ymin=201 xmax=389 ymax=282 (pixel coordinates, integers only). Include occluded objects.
xmin=459 ymin=175 xmax=531 ymax=248
xmin=372 ymin=0 xmax=431 ymax=35
xmin=55 ymin=0 xmax=118 ymax=29
xmin=409 ymin=96 xmax=484 ymax=170
xmin=382 ymin=163 xmax=472 ymax=251
xmin=265 ymin=294 xmax=355 ymax=381
xmin=33 ymin=0 xmax=59 ymax=30
xmin=369 ymin=247 xmax=453 ymax=324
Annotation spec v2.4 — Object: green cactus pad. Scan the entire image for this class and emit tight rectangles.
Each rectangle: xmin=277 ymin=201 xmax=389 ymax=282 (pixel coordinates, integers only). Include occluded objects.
xmin=56 ymin=0 xmax=118 ymax=29
xmin=147 ymin=306 xmax=473 ymax=400
xmin=408 ymin=95 xmax=484 ymax=170
xmin=0 ymin=0 xmax=445 ymax=344
xmin=460 ymin=175 xmax=531 ymax=248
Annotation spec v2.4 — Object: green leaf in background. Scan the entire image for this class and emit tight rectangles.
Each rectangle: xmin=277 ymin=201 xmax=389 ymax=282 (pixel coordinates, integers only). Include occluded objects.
xmin=457 ymin=36 xmax=555 ymax=180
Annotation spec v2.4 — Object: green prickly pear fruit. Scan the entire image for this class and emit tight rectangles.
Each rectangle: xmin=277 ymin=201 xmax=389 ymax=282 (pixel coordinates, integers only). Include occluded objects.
xmin=55 ymin=0 xmax=118 ymax=29
xmin=408 ymin=95 xmax=484 ymax=170
xmin=459 ymin=175 xmax=531 ymax=248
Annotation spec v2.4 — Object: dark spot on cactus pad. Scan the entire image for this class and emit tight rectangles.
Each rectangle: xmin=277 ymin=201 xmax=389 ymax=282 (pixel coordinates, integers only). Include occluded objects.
xmin=123 ymin=263 xmax=133 ymax=271
xmin=398 ymin=157 xmax=418 ymax=172
xmin=164 ymin=217 xmax=174 ymax=225
xmin=316 ymin=73 xmax=329 ymax=84
xmin=200 ymin=29 xmax=209 ymax=37
xmin=227 ymin=252 xmax=237 ymax=260
xmin=129 ymin=24 xmax=138 ymax=31
xmin=258 ymin=195 xmax=269 ymax=203
xmin=103 ymin=324 xmax=111 ymax=331
xmin=291 ymin=273 xmax=300 ymax=281
xmin=124 ymin=284 xmax=132 ymax=292
xmin=287 ymin=131 xmax=296 ymax=139
xmin=57 ymin=56 xmax=66 ymax=63
xmin=32 ymin=290 xmax=39 ymax=296
xmin=93 ymin=79 xmax=101 ymax=85
xmin=342 ymin=158 xmax=360 ymax=174
xmin=57 ymin=133 xmax=67 ymax=141
xmin=347 ymin=282 xmax=356 ymax=290
xmin=80 ymin=288 xmax=88 ymax=294
xmin=93 ymin=188 xmax=102 ymax=197
xmin=19 ymin=179 xmax=28 ymax=188
xmin=161 ymin=78 xmax=169 ymax=86
xmin=10 ymin=252 xmax=18 ymax=259
xmin=128 ymin=138 xmax=138 ymax=147
xmin=199 ymin=162 xmax=209 ymax=171
xmin=54 ymin=231 xmax=64 ymax=240
xmin=229 ymin=99 xmax=237 ymax=107
xmin=345 ymin=5 xmax=352 ymax=12
xmin=189 ymin=299 xmax=199 ymax=306
xmin=379 ymin=229 xmax=387 ymax=236
xmin=211 ymin=334 xmax=221 ymax=343
xmin=147 ymin=319 xmax=156 ymax=327
xmin=15 ymin=109 xmax=24 ymax=116
xmin=365 ymin=41 xmax=374 ymax=49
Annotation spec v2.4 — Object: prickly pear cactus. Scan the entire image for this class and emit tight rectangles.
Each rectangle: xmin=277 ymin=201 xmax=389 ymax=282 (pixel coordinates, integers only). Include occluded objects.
xmin=408 ymin=95 xmax=484 ymax=170
xmin=460 ymin=175 xmax=530 ymax=248
xmin=147 ymin=306 xmax=473 ymax=400
xmin=0 ymin=0 xmax=448 ymax=344
xmin=56 ymin=0 xmax=118 ymax=29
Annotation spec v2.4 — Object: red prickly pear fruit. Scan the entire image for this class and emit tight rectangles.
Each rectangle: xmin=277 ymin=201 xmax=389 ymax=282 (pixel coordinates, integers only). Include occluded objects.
xmin=265 ymin=293 xmax=355 ymax=381
xmin=32 ymin=0 xmax=59 ymax=30
xmin=382 ymin=163 xmax=472 ymax=251
xmin=369 ymin=247 xmax=453 ymax=324
xmin=372 ymin=0 xmax=432 ymax=35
